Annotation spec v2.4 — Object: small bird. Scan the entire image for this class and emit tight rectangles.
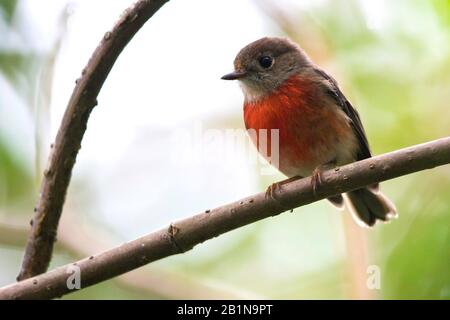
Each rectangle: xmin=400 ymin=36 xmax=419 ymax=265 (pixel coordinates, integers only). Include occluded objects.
xmin=222 ymin=37 xmax=397 ymax=227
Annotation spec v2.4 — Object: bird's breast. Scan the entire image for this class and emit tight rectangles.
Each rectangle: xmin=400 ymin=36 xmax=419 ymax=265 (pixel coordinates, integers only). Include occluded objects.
xmin=243 ymin=75 xmax=357 ymax=177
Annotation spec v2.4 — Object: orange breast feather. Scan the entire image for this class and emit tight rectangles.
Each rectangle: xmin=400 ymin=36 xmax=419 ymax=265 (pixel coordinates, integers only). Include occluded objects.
xmin=243 ymin=75 xmax=353 ymax=176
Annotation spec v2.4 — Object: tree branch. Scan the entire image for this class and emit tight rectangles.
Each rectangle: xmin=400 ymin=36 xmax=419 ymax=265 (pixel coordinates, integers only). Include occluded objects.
xmin=0 ymin=214 xmax=257 ymax=299
xmin=17 ymin=0 xmax=169 ymax=281
xmin=2 ymin=137 xmax=449 ymax=299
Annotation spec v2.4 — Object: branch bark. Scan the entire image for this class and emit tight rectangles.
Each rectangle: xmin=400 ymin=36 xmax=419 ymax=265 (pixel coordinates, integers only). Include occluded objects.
xmin=17 ymin=0 xmax=169 ymax=281
xmin=0 ymin=214 xmax=257 ymax=299
xmin=2 ymin=137 xmax=449 ymax=299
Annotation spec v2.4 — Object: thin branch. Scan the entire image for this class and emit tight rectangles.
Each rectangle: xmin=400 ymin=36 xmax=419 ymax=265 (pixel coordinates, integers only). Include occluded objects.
xmin=2 ymin=137 xmax=449 ymax=299
xmin=0 ymin=214 xmax=257 ymax=299
xmin=18 ymin=0 xmax=169 ymax=281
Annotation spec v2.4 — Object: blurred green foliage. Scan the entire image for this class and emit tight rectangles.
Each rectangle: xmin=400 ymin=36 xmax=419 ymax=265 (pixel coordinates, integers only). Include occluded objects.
xmin=0 ymin=0 xmax=17 ymax=24
xmin=0 ymin=137 xmax=32 ymax=203
xmin=0 ymin=52 xmax=35 ymax=90
xmin=0 ymin=0 xmax=34 ymax=207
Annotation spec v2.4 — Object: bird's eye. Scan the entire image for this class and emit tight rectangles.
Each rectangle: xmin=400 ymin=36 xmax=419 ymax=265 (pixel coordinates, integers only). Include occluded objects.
xmin=258 ymin=56 xmax=273 ymax=69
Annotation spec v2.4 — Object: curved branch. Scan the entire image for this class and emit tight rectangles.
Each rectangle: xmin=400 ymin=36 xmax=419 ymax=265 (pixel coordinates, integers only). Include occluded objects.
xmin=2 ymin=137 xmax=449 ymax=299
xmin=18 ymin=0 xmax=169 ymax=281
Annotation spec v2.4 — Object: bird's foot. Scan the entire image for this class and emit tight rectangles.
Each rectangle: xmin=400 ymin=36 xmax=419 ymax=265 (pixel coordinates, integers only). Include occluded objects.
xmin=311 ymin=161 xmax=336 ymax=197
xmin=311 ymin=168 xmax=323 ymax=196
xmin=265 ymin=176 xmax=302 ymax=210
xmin=265 ymin=182 xmax=281 ymax=201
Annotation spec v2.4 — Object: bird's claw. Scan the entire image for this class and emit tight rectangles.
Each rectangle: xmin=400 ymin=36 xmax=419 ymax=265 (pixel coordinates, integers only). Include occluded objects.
xmin=265 ymin=182 xmax=280 ymax=201
xmin=311 ymin=168 xmax=323 ymax=196
xmin=265 ymin=182 xmax=291 ymax=211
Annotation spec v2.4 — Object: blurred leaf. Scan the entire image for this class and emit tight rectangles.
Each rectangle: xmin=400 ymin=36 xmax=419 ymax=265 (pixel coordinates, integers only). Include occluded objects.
xmin=382 ymin=201 xmax=450 ymax=299
xmin=431 ymin=0 xmax=450 ymax=28
xmin=0 ymin=52 xmax=35 ymax=89
xmin=0 ymin=137 xmax=33 ymax=204
xmin=0 ymin=0 xmax=17 ymax=24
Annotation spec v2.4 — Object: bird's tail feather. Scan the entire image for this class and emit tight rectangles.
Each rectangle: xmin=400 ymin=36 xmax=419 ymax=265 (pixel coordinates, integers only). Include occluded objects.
xmin=327 ymin=194 xmax=345 ymax=209
xmin=345 ymin=188 xmax=397 ymax=227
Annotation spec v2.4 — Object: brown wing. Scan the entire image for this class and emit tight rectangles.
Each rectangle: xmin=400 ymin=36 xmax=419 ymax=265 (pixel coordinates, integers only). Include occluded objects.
xmin=314 ymin=68 xmax=372 ymax=161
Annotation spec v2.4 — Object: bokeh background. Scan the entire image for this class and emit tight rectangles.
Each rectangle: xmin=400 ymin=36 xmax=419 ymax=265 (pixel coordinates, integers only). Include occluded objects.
xmin=0 ymin=0 xmax=449 ymax=299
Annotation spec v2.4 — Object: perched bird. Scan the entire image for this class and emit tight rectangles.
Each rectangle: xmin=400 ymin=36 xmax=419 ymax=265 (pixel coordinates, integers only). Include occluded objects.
xmin=222 ymin=37 xmax=397 ymax=227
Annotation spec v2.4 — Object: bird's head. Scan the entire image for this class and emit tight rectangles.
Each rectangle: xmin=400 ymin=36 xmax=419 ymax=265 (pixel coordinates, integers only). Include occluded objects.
xmin=222 ymin=37 xmax=313 ymax=102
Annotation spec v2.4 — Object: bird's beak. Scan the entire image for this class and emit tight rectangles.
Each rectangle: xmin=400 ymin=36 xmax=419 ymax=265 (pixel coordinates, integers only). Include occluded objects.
xmin=221 ymin=70 xmax=247 ymax=80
